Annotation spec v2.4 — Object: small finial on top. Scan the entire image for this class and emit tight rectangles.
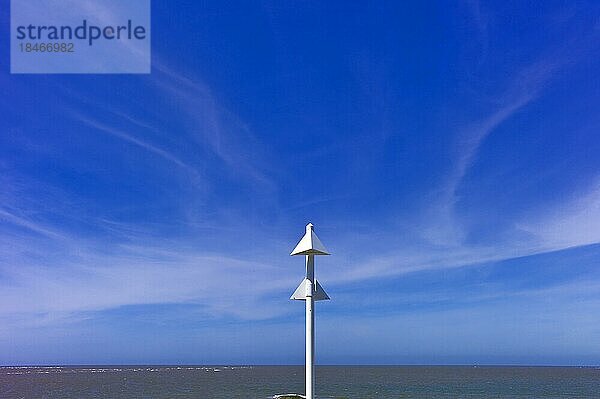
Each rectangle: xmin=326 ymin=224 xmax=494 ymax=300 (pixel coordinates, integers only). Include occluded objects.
xmin=306 ymin=223 xmax=314 ymax=233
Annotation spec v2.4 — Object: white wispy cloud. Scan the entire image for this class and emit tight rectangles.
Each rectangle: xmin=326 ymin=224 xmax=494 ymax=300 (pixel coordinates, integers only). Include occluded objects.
xmin=58 ymin=60 xmax=276 ymax=195
xmin=416 ymin=92 xmax=539 ymax=246
xmin=0 ymin=58 xmax=286 ymax=332
xmin=0 ymin=208 xmax=66 ymax=240
xmin=0 ymin=219 xmax=295 ymax=330
xmin=70 ymin=112 xmax=203 ymax=181
xmin=448 ymin=58 xmax=560 ymax=201
xmin=151 ymin=61 xmax=276 ymax=190
xmin=328 ymin=55 xmax=594 ymax=283
xmin=518 ymin=179 xmax=600 ymax=250
xmin=0 ymin=173 xmax=291 ymax=331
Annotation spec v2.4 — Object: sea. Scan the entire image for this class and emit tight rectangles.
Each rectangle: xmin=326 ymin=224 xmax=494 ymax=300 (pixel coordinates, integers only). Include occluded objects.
xmin=1 ymin=365 xmax=599 ymax=398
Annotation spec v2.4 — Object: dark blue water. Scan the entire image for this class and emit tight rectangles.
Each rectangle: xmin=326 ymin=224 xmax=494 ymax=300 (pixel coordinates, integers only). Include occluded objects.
xmin=1 ymin=365 xmax=599 ymax=398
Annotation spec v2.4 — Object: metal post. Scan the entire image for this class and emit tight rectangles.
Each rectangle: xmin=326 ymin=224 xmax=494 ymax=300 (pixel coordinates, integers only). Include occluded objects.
xmin=289 ymin=223 xmax=330 ymax=399
xmin=305 ymin=255 xmax=315 ymax=399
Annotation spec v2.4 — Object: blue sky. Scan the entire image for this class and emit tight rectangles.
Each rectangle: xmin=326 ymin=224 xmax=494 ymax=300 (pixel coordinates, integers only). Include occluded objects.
xmin=1 ymin=1 xmax=600 ymax=365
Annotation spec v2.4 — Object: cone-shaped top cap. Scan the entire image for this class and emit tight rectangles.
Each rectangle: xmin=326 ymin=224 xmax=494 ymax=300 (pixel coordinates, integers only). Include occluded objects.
xmin=290 ymin=223 xmax=330 ymax=256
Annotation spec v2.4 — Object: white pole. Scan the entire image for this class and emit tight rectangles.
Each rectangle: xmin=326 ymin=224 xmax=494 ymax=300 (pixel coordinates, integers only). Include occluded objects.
xmin=305 ymin=254 xmax=315 ymax=399
xmin=290 ymin=224 xmax=329 ymax=399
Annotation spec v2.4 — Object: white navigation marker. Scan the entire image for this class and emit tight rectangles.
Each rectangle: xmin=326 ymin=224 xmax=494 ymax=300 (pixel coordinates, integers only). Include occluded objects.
xmin=290 ymin=223 xmax=330 ymax=399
